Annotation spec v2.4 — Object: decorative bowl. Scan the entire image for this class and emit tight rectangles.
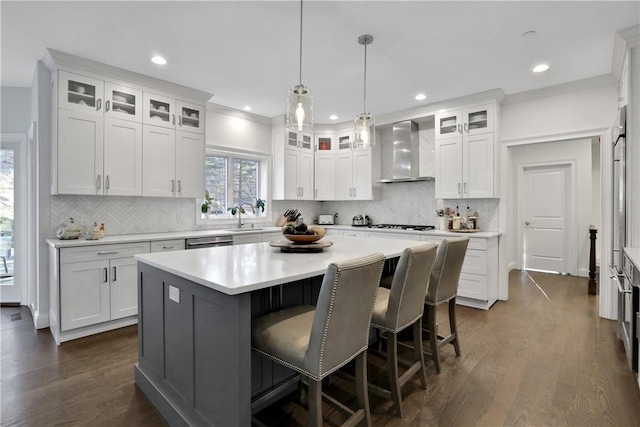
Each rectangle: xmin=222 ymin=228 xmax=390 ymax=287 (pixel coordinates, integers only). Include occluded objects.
xmin=283 ymin=233 xmax=323 ymax=244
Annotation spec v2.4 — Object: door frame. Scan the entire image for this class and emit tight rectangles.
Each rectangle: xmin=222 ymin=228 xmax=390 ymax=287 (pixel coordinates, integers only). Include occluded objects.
xmin=0 ymin=133 xmax=27 ymax=305
xmin=500 ymin=126 xmax=614 ymax=319
xmin=516 ymin=160 xmax=577 ymax=275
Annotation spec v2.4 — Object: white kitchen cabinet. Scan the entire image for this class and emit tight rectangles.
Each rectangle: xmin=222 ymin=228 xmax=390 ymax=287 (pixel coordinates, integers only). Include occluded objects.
xmin=105 ymin=82 xmax=143 ymax=122
xmin=233 ymin=234 xmax=261 ymax=245
xmin=335 ymin=149 xmax=373 ymax=200
xmin=314 ymin=153 xmax=336 ymax=200
xmin=336 ymin=130 xmax=354 ymax=152
xmin=272 ymin=126 xmax=314 ymax=200
xmin=143 ymin=92 xmax=175 ymax=129
xmin=57 ymin=242 xmax=150 ymax=333
xmin=435 ymin=103 xmax=494 ymax=139
xmin=285 ymin=129 xmax=313 ymax=153
xmin=177 ymin=100 xmax=205 ymax=134
xmin=419 ymin=234 xmax=498 ymax=310
xmin=338 ymin=229 xmax=369 ymax=238
xmin=150 ymin=239 xmax=186 ymax=252
xmin=142 ymin=126 xmax=203 ymax=198
xmin=103 ymin=117 xmax=143 ymax=196
xmin=315 ymin=133 xmax=335 ymax=153
xmin=58 ymin=70 xmax=104 ymax=115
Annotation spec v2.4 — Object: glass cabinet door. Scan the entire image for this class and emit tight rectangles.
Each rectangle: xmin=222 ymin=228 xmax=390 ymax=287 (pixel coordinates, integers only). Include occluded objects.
xmin=463 ymin=104 xmax=493 ymax=135
xmin=177 ymin=100 xmax=205 ymax=134
xmin=337 ymin=132 xmax=353 ymax=151
xmin=104 ymin=82 xmax=142 ymax=122
xmin=58 ymin=70 xmax=104 ymax=115
xmin=316 ymin=134 xmax=334 ymax=152
xmin=143 ymin=92 xmax=176 ymax=129
xmin=286 ymin=130 xmax=299 ymax=150
xmin=299 ymin=132 xmax=313 ymax=152
xmin=435 ymin=111 xmax=462 ymax=139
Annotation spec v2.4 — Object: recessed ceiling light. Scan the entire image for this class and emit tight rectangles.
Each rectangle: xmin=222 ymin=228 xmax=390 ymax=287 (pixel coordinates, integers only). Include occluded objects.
xmin=151 ymin=56 xmax=167 ymax=65
xmin=329 ymin=115 xmax=338 ymax=120
xmin=243 ymin=106 xmax=252 ymax=111
xmin=533 ymin=64 xmax=549 ymax=73
xmin=415 ymin=94 xmax=427 ymax=101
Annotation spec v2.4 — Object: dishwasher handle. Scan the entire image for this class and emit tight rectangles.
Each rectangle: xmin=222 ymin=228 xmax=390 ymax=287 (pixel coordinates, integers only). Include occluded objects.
xmin=186 ymin=238 xmax=233 ymax=248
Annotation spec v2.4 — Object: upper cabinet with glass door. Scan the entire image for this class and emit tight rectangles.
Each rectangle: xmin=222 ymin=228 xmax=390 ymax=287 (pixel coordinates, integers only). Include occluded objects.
xmin=58 ymin=71 xmax=104 ymax=115
xmin=104 ymin=82 xmax=142 ymax=122
xmin=177 ymin=100 xmax=205 ymax=134
xmin=285 ymin=129 xmax=313 ymax=153
xmin=315 ymin=133 xmax=335 ymax=153
xmin=435 ymin=103 xmax=494 ymax=139
xmin=143 ymin=92 xmax=175 ymax=129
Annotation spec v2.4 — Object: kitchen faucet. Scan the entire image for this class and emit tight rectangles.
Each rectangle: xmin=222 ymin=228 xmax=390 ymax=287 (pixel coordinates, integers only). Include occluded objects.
xmin=236 ymin=202 xmax=256 ymax=229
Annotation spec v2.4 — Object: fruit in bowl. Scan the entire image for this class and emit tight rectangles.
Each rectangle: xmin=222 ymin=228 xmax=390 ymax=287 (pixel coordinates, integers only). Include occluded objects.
xmin=282 ymin=223 xmax=324 ymax=244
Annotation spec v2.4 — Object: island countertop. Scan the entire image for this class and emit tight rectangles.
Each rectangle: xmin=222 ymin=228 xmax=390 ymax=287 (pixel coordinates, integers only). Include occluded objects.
xmin=135 ymin=235 xmax=426 ymax=295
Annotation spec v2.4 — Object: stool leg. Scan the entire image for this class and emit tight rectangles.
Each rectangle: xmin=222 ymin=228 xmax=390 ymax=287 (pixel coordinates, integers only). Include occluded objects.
xmin=427 ymin=304 xmax=441 ymax=373
xmin=308 ymin=378 xmax=323 ymax=427
xmin=386 ymin=332 xmax=403 ymax=417
xmin=449 ymin=298 xmax=461 ymax=357
xmin=1 ymin=256 xmax=7 ymax=274
xmin=356 ymin=352 xmax=372 ymax=427
xmin=412 ymin=319 xmax=428 ymax=389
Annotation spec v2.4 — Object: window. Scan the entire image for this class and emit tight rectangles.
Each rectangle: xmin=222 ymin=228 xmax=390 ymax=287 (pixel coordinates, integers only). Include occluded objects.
xmin=198 ymin=150 xmax=269 ymax=223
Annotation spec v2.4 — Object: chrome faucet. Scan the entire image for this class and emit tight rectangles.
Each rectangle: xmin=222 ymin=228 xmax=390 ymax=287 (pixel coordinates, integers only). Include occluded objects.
xmin=236 ymin=203 xmax=256 ymax=229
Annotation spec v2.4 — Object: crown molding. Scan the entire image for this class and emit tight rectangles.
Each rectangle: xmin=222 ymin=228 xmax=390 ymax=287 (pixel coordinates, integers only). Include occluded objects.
xmin=207 ymin=103 xmax=272 ymax=125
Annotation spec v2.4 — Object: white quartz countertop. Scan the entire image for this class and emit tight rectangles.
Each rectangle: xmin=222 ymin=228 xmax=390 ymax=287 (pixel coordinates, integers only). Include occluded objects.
xmin=45 ymin=227 xmax=283 ymax=248
xmin=325 ymin=225 xmax=501 ymax=239
xmin=624 ymin=247 xmax=640 ymax=271
xmin=135 ymin=235 xmax=428 ymax=295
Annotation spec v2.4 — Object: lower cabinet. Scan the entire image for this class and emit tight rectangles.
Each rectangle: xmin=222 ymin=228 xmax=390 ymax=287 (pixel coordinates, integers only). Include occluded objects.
xmin=233 ymin=234 xmax=261 ymax=245
xmin=52 ymin=242 xmax=150 ymax=343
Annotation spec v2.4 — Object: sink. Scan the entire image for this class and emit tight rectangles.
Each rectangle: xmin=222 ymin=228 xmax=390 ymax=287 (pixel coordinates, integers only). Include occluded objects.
xmin=225 ymin=228 xmax=263 ymax=232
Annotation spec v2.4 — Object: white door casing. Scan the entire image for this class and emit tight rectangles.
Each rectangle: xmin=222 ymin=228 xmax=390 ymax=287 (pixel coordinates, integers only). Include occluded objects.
xmin=519 ymin=162 xmax=576 ymax=274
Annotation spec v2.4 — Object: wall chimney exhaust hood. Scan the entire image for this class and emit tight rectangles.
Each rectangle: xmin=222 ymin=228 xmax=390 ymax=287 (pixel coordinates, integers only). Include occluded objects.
xmin=377 ymin=120 xmax=435 ymax=183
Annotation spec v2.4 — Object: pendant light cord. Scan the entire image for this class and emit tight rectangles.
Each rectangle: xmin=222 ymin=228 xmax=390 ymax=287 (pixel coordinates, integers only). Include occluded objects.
xmin=363 ymin=41 xmax=367 ymax=113
xmin=299 ymin=0 xmax=303 ymax=85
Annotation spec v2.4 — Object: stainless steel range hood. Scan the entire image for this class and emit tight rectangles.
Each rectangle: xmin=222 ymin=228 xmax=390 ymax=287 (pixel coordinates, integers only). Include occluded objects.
xmin=377 ymin=120 xmax=434 ymax=183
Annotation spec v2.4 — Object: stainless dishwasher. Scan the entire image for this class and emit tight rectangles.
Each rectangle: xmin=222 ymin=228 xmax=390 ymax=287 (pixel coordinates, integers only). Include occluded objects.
xmin=185 ymin=235 xmax=234 ymax=249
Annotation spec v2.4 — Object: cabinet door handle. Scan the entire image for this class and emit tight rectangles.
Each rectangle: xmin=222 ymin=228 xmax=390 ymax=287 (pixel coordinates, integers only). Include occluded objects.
xmin=96 ymin=175 xmax=101 ymax=190
xmin=464 ymin=182 xmax=468 ymax=194
xmin=112 ymin=266 xmax=117 ymax=282
xmin=98 ymin=251 xmax=120 ymax=255
xmin=178 ymin=116 xmax=182 ymax=127
xmin=96 ymin=99 xmax=102 ymax=111
xmin=104 ymin=267 xmax=108 ymax=283
xmin=178 ymin=180 xmax=182 ymax=193
xmin=163 ymin=245 xmax=175 ymax=249
xmin=105 ymin=175 xmax=110 ymax=190
xmin=353 ymin=188 xmax=356 ymax=197
xmin=105 ymin=100 xmax=110 ymax=112
xmin=458 ymin=124 xmax=462 ymax=134
xmin=464 ymin=123 xmax=469 ymax=133
xmin=458 ymin=182 xmax=462 ymax=195
xmin=172 ymin=114 xmax=175 ymax=125
xmin=171 ymin=179 xmax=175 ymax=192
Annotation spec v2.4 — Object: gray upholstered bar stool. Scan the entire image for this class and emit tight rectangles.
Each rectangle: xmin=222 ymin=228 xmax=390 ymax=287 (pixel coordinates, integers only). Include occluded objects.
xmin=423 ymin=236 xmax=469 ymax=373
xmin=251 ymin=253 xmax=385 ymax=427
xmin=369 ymin=242 xmax=438 ymax=418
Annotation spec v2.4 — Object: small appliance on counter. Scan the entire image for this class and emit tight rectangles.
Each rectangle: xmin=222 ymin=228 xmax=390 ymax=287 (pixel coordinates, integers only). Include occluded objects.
xmin=317 ymin=214 xmax=335 ymax=225
xmin=352 ymin=214 xmax=366 ymax=226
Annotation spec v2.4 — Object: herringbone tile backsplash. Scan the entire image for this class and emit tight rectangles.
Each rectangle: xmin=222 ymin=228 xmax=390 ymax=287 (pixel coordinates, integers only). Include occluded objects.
xmin=51 ymin=190 xmax=498 ymax=237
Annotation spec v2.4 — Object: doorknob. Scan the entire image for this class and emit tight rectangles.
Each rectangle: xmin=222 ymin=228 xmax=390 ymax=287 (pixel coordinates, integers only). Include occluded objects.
xmin=525 ymin=221 xmax=531 ymax=226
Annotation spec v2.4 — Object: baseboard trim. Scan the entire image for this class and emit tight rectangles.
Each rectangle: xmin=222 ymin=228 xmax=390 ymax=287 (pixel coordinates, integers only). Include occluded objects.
xmin=33 ymin=310 xmax=50 ymax=329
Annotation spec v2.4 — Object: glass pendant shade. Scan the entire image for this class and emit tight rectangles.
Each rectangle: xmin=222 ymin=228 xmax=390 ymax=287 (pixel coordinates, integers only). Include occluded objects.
xmin=287 ymin=84 xmax=313 ymax=131
xmin=354 ymin=113 xmax=375 ymax=149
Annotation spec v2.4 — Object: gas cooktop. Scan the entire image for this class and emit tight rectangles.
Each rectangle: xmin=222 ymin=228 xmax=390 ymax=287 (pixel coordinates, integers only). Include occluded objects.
xmin=367 ymin=224 xmax=436 ymax=231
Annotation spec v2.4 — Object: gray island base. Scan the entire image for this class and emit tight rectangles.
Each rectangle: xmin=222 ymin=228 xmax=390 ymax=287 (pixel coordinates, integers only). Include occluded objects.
xmin=134 ymin=236 xmax=426 ymax=426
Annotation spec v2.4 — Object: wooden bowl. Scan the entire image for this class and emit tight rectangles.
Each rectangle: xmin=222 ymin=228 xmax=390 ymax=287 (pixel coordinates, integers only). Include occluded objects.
xmin=283 ymin=233 xmax=323 ymax=244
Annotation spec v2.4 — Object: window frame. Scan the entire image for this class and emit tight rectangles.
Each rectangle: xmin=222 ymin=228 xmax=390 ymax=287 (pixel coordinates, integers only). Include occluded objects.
xmin=196 ymin=148 xmax=271 ymax=226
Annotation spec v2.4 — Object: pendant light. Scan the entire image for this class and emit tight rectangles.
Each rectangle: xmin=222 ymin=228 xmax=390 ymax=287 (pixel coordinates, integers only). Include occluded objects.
xmin=286 ymin=0 xmax=313 ymax=132
xmin=354 ymin=34 xmax=374 ymax=148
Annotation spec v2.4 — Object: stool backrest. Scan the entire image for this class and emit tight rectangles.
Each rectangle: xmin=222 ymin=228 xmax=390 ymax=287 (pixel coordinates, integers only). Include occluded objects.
xmin=386 ymin=243 xmax=438 ymax=331
xmin=426 ymin=237 xmax=469 ymax=304
xmin=304 ymin=253 xmax=385 ymax=379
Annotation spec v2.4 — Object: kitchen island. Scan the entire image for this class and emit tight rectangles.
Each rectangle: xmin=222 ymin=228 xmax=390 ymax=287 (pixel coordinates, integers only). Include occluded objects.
xmin=134 ymin=235 xmax=427 ymax=427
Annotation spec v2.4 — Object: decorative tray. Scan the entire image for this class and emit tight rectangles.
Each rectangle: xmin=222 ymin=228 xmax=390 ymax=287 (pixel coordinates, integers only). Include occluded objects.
xmin=450 ymin=229 xmax=480 ymax=233
xmin=269 ymin=240 xmax=333 ymax=253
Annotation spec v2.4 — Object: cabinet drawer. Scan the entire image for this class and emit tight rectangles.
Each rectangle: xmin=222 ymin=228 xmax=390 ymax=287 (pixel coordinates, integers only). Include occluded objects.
xmin=458 ymin=273 xmax=488 ymax=300
xmin=461 ymin=249 xmax=487 ymax=275
xmin=150 ymin=239 xmax=185 ymax=252
xmin=60 ymin=242 xmax=150 ymax=264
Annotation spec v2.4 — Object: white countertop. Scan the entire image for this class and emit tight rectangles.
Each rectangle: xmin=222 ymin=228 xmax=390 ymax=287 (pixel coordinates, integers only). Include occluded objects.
xmin=325 ymin=224 xmax=501 ymax=239
xmin=135 ymin=235 xmax=427 ymax=295
xmin=45 ymin=227 xmax=283 ymax=248
xmin=624 ymin=247 xmax=640 ymax=270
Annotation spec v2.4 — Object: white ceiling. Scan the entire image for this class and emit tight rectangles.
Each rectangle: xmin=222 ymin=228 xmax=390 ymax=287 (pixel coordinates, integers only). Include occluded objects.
xmin=1 ymin=1 xmax=638 ymax=124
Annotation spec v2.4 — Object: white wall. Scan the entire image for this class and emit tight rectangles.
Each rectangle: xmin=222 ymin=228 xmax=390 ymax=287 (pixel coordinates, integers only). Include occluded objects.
xmin=1 ymin=87 xmax=31 ymax=134
xmin=205 ymin=104 xmax=272 ymax=154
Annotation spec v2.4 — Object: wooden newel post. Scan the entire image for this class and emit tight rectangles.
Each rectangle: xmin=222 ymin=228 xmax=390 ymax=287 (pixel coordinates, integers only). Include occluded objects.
xmin=588 ymin=226 xmax=597 ymax=295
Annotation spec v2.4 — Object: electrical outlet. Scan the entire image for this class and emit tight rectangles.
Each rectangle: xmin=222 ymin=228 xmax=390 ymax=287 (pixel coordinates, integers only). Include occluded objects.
xmin=169 ymin=285 xmax=180 ymax=303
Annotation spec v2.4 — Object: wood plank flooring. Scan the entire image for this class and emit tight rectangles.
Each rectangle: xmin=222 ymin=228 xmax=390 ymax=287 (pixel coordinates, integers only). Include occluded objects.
xmin=2 ymin=270 xmax=639 ymax=426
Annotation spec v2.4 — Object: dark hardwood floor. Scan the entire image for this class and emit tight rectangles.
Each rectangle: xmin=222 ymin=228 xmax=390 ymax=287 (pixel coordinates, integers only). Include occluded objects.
xmin=2 ymin=271 xmax=639 ymax=426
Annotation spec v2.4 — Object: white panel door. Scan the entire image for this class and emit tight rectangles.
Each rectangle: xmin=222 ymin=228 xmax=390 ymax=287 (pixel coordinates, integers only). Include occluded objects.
xmin=335 ymin=153 xmax=353 ymax=200
xmin=284 ymin=150 xmax=299 ymax=199
xmin=104 ymin=118 xmax=142 ymax=196
xmin=109 ymin=257 xmax=138 ymax=320
xmin=57 ymin=109 xmax=104 ymax=195
xmin=297 ymin=151 xmax=314 ymax=200
xmin=523 ymin=164 xmax=571 ymax=273
xmin=464 ymin=133 xmax=494 ymax=198
xmin=176 ymin=131 xmax=204 ymax=198
xmin=60 ymin=260 xmax=110 ymax=331
xmin=315 ymin=153 xmax=335 ymax=200
xmin=142 ymin=125 xmax=176 ymax=197
xmin=435 ymin=137 xmax=462 ymax=198
xmin=353 ymin=149 xmax=372 ymax=200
